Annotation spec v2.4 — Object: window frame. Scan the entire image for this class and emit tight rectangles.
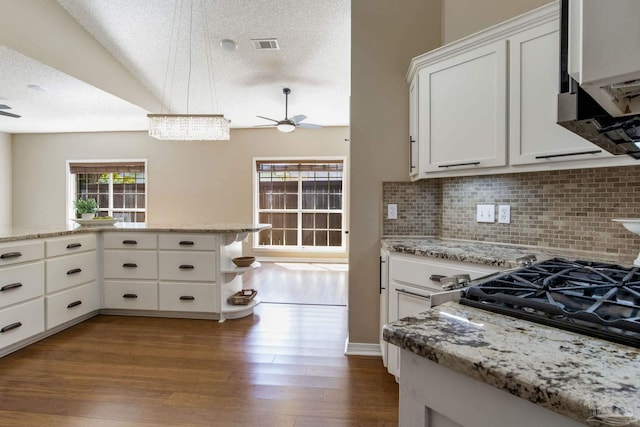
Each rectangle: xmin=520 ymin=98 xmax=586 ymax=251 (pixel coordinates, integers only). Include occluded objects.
xmin=252 ymin=156 xmax=347 ymax=253
xmin=66 ymin=159 xmax=148 ymax=223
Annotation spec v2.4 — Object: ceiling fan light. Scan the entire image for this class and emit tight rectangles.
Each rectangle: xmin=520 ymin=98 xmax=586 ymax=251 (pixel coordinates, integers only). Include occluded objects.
xmin=276 ymin=122 xmax=295 ymax=133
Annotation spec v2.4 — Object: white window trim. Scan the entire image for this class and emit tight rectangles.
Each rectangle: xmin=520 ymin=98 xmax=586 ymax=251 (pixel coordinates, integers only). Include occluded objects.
xmin=252 ymin=156 xmax=348 ymax=253
xmin=66 ymin=159 xmax=148 ymax=223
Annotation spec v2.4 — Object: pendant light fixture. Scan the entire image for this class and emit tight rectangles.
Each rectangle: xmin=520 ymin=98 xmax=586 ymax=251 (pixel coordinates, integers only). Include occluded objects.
xmin=148 ymin=0 xmax=229 ymax=141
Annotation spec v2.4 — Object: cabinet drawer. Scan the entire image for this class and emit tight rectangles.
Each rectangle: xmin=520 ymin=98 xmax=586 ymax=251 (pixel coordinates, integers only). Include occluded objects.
xmin=158 ymin=233 xmax=218 ymax=251
xmin=103 ymin=233 xmax=157 ymax=250
xmin=46 ymin=282 xmax=99 ymax=329
xmin=103 ymin=250 xmax=158 ymax=279
xmin=0 ymin=298 xmax=45 ymax=349
xmin=0 ymin=241 xmax=44 ymax=267
xmin=103 ymin=281 xmax=158 ymax=310
xmin=389 ymin=254 xmax=501 ymax=290
xmin=46 ymin=234 xmax=96 ymax=258
xmin=0 ymin=262 xmax=44 ymax=308
xmin=159 ymin=251 xmax=215 ymax=282
xmin=158 ymin=282 xmax=216 ymax=312
xmin=46 ymin=252 xmax=96 ymax=293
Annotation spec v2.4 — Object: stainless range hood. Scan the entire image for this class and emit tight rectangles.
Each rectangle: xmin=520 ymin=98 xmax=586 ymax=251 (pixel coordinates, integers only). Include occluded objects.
xmin=557 ymin=0 xmax=640 ymax=159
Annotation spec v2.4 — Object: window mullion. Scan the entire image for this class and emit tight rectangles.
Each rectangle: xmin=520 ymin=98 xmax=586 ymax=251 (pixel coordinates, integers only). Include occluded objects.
xmin=108 ymin=173 xmax=114 ymax=217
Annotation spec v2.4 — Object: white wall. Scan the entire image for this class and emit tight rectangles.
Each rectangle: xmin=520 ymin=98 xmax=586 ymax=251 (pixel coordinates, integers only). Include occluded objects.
xmin=0 ymin=132 xmax=11 ymax=228
xmin=12 ymin=127 xmax=349 ymax=257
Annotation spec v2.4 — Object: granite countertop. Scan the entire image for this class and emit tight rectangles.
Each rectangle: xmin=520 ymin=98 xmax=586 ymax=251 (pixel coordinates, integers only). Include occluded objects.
xmin=0 ymin=223 xmax=271 ymax=243
xmin=382 ymin=237 xmax=631 ymax=268
xmin=383 ymin=302 xmax=639 ymax=427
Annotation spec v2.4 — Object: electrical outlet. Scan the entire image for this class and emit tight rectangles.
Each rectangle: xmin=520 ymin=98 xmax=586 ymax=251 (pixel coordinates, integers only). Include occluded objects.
xmin=387 ymin=204 xmax=398 ymax=220
xmin=498 ymin=205 xmax=511 ymax=224
xmin=476 ymin=204 xmax=495 ymax=223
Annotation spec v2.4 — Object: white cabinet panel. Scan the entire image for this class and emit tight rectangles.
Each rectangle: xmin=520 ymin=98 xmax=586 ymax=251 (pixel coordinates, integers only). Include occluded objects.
xmin=103 ymin=250 xmax=158 ymax=280
xmin=103 ymin=233 xmax=157 ymax=250
xmin=0 ymin=262 xmax=44 ymax=308
xmin=0 ymin=241 xmax=44 ymax=267
xmin=158 ymin=282 xmax=216 ymax=312
xmin=509 ymin=21 xmax=612 ymax=165
xmin=103 ymin=281 xmax=158 ymax=310
xmin=0 ymin=298 xmax=45 ymax=348
xmin=46 ymin=282 xmax=99 ymax=329
xmin=46 ymin=251 xmax=96 ymax=293
xmin=419 ymin=40 xmax=507 ymax=173
xmin=158 ymin=234 xmax=218 ymax=251
xmin=46 ymin=234 xmax=96 ymax=257
xmin=158 ymin=251 xmax=216 ymax=282
xmin=409 ymin=75 xmax=419 ymax=177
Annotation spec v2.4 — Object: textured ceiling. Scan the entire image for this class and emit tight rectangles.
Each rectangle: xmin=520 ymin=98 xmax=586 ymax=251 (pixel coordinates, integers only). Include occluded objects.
xmin=0 ymin=0 xmax=350 ymax=134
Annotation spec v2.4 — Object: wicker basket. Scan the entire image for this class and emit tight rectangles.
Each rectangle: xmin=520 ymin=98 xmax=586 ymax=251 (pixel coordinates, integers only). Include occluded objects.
xmin=227 ymin=289 xmax=257 ymax=305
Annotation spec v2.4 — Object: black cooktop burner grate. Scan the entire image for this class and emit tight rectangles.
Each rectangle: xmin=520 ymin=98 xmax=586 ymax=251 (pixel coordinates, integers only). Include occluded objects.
xmin=460 ymin=258 xmax=640 ymax=348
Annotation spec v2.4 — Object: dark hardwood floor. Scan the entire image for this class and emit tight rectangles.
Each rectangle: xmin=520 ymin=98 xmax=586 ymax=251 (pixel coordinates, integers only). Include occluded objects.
xmin=0 ymin=303 xmax=398 ymax=426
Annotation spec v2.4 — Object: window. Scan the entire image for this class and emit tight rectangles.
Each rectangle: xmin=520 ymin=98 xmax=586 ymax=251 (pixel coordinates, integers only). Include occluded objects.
xmin=69 ymin=161 xmax=146 ymax=223
xmin=255 ymin=160 xmax=345 ymax=250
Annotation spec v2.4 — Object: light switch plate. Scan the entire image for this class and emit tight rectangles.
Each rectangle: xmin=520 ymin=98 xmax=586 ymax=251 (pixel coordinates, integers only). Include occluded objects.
xmin=387 ymin=204 xmax=398 ymax=220
xmin=498 ymin=205 xmax=511 ymax=224
xmin=476 ymin=204 xmax=495 ymax=223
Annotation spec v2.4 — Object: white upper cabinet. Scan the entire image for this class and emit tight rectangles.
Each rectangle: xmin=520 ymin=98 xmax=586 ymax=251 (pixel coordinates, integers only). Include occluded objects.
xmin=407 ymin=1 xmax=636 ymax=179
xmin=409 ymin=76 xmax=419 ymax=177
xmin=418 ymin=40 xmax=507 ymax=175
xmin=508 ymin=20 xmax=612 ymax=165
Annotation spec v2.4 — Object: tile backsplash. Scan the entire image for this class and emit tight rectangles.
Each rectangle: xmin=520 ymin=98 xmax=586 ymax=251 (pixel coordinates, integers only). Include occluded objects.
xmin=383 ymin=166 xmax=640 ymax=261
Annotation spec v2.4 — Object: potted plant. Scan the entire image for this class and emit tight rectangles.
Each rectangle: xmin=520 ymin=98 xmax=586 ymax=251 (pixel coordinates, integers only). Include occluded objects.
xmin=74 ymin=198 xmax=99 ymax=220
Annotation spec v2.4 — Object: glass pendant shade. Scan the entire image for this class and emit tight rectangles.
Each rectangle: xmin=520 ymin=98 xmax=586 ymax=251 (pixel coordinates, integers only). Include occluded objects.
xmin=148 ymin=114 xmax=229 ymax=140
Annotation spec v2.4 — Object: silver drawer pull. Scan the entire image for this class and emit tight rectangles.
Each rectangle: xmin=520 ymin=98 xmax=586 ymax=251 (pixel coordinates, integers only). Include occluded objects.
xmin=1 ymin=322 xmax=22 ymax=333
xmin=67 ymin=300 xmax=82 ymax=309
xmin=179 ymin=296 xmax=195 ymax=301
xmin=396 ymin=288 xmax=430 ymax=300
xmin=67 ymin=268 xmax=82 ymax=275
xmin=0 ymin=282 xmax=22 ymax=292
xmin=0 ymin=252 xmax=22 ymax=259
xmin=66 ymin=243 xmax=82 ymax=249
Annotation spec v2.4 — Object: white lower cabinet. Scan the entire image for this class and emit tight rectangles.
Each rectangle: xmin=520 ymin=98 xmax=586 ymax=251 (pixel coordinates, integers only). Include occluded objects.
xmin=0 ymin=262 xmax=44 ymax=308
xmin=103 ymin=281 xmax=158 ymax=310
xmin=158 ymin=251 xmax=216 ymax=282
xmin=386 ymin=253 xmax=503 ymax=380
xmin=46 ymin=282 xmax=99 ymax=329
xmin=103 ymin=250 xmax=158 ymax=280
xmin=0 ymin=298 xmax=45 ymax=348
xmin=158 ymin=282 xmax=217 ymax=312
xmin=46 ymin=251 xmax=96 ymax=293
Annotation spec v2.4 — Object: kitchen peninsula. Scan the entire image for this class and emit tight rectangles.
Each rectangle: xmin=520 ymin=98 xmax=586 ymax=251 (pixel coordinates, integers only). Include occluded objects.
xmin=0 ymin=223 xmax=269 ymax=358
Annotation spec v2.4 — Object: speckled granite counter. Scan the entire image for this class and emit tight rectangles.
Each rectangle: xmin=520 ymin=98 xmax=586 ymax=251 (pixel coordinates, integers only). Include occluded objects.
xmin=383 ymin=302 xmax=639 ymax=427
xmin=382 ymin=237 xmax=631 ymax=268
xmin=0 ymin=223 xmax=270 ymax=243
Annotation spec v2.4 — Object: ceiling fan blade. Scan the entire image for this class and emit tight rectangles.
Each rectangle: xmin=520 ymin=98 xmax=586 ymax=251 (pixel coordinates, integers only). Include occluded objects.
xmin=297 ymin=123 xmax=321 ymax=129
xmin=0 ymin=104 xmax=11 ymax=110
xmin=0 ymin=110 xmax=20 ymax=119
xmin=257 ymin=115 xmax=279 ymax=123
xmin=253 ymin=124 xmax=277 ymax=128
xmin=290 ymin=114 xmax=307 ymax=124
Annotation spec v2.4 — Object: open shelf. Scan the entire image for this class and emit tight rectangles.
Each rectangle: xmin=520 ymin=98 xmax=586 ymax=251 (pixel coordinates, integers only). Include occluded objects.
xmin=220 ymin=261 xmax=261 ymax=274
xmin=220 ymin=296 xmax=261 ymax=321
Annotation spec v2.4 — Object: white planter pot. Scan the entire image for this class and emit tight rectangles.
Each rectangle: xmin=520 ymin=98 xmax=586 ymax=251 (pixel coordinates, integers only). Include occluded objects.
xmin=81 ymin=213 xmax=95 ymax=220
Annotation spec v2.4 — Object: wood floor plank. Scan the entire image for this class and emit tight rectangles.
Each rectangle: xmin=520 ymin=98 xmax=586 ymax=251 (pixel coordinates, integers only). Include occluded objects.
xmin=0 ymin=303 xmax=398 ymax=426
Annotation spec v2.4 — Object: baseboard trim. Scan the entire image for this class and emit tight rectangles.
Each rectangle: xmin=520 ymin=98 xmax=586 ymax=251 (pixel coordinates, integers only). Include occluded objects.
xmin=344 ymin=338 xmax=382 ymax=357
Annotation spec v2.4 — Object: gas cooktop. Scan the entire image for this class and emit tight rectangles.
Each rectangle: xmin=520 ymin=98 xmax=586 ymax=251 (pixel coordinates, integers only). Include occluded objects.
xmin=460 ymin=258 xmax=640 ymax=348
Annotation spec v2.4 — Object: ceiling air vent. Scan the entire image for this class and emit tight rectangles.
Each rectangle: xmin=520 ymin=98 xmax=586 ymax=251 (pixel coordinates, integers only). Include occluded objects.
xmin=252 ymin=38 xmax=279 ymax=50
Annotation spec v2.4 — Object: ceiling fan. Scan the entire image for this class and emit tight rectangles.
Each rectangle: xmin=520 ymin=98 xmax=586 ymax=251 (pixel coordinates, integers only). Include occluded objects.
xmin=256 ymin=88 xmax=321 ymax=133
xmin=0 ymin=104 xmax=21 ymax=119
